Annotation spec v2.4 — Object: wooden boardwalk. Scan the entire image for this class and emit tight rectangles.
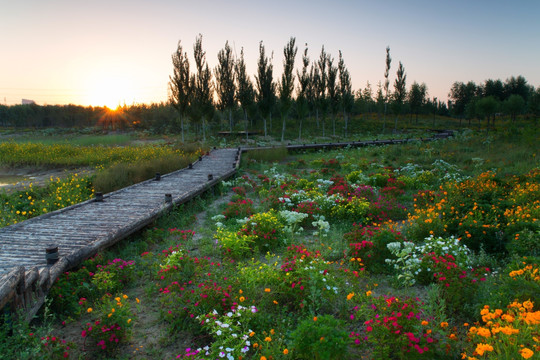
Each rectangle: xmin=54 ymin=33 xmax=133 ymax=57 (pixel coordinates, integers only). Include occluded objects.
xmin=0 ymin=148 xmax=240 ymax=319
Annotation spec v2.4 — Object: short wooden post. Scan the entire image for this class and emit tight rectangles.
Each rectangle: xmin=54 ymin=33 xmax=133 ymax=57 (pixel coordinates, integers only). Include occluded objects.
xmin=208 ymin=174 xmax=213 ymax=181
xmin=199 ymin=156 xmax=203 ymax=161
xmin=188 ymin=163 xmax=193 ymax=169
xmin=165 ymin=194 xmax=172 ymax=203
xmin=155 ymin=173 xmax=161 ymax=181
xmin=94 ymin=192 xmax=103 ymax=202
xmin=45 ymin=245 xmax=59 ymax=265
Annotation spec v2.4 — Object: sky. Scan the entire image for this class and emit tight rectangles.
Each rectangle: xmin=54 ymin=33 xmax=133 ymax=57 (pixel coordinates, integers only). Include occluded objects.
xmin=1 ymin=0 xmax=539 ymax=107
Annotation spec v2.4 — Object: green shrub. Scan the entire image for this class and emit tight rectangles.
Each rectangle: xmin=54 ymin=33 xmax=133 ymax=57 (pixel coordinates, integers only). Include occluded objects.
xmin=290 ymin=315 xmax=349 ymax=360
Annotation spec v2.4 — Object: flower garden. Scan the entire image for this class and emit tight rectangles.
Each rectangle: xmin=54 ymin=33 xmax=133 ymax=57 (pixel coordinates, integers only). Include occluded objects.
xmin=0 ymin=132 xmax=538 ymax=359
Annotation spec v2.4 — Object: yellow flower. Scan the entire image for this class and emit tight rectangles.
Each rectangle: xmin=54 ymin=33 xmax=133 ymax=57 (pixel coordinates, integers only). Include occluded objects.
xmin=87 ymin=308 xmax=93 ymax=313
xmin=127 ymin=319 xmax=132 ymax=324
xmin=123 ymin=294 xmax=128 ymax=299
xmin=239 ymin=289 xmax=243 ymax=294
xmin=115 ymin=297 xmax=121 ymax=302
xmin=366 ymin=290 xmax=372 ymax=297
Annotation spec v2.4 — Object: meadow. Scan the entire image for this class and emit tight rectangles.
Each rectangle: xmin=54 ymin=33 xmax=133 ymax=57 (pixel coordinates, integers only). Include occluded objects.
xmin=0 ymin=122 xmax=538 ymax=360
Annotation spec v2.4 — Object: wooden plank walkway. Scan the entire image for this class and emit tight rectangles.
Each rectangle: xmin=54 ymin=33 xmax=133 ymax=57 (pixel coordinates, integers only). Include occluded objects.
xmin=0 ymin=148 xmax=240 ymax=319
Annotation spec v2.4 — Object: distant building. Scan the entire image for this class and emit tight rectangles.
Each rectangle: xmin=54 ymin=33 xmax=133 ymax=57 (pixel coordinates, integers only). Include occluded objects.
xmin=22 ymin=99 xmax=35 ymax=105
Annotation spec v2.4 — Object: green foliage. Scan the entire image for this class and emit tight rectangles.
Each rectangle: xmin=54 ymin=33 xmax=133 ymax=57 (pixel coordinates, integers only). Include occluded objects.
xmin=290 ymin=315 xmax=349 ymax=360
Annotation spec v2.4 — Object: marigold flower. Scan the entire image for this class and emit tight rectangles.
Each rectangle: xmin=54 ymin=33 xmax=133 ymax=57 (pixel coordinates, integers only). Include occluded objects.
xmin=475 ymin=343 xmax=493 ymax=356
xmin=366 ymin=291 xmax=372 ymax=297
xmin=421 ymin=320 xmax=429 ymax=326
xmin=264 ymin=288 xmax=271 ymax=292
xmin=249 ymin=332 xmax=255 ymax=337
xmin=440 ymin=322 xmax=448 ymax=328
xmin=313 ymin=316 xmax=318 ymax=321
xmin=519 ymin=348 xmax=534 ymax=359
xmin=239 ymin=296 xmax=245 ymax=302
xmin=115 ymin=297 xmax=121 ymax=302
xmin=123 ymin=294 xmax=128 ymax=299
xmin=347 ymin=292 xmax=355 ymax=300
xmin=265 ymin=337 xmax=272 ymax=342
xmin=136 ymin=298 xmax=140 ymax=304
xmin=283 ymin=349 xmax=289 ymax=355
xmin=260 ymin=357 xmax=267 ymax=360
xmin=87 ymin=308 xmax=93 ymax=313
xmin=127 ymin=319 xmax=132 ymax=324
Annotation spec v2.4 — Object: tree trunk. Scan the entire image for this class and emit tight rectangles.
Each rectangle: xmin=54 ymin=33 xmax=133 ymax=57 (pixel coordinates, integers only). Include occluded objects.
xmin=343 ymin=109 xmax=348 ymax=138
xmin=298 ymin=116 xmax=303 ymax=140
xmin=332 ymin=113 xmax=336 ymax=137
xmin=316 ymin=108 xmax=319 ymax=128
xmin=383 ymin=103 xmax=387 ymax=132
xmin=264 ymin=117 xmax=267 ymax=137
xmin=229 ymin=109 xmax=233 ymax=133
xmin=244 ymin=109 xmax=249 ymax=142
xmin=180 ymin=114 xmax=184 ymax=143
xmin=203 ymin=117 xmax=206 ymax=142
xmin=281 ymin=114 xmax=286 ymax=142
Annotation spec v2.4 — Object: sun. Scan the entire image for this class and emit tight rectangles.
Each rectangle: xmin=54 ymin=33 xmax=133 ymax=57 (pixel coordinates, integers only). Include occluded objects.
xmin=85 ymin=72 xmax=135 ymax=109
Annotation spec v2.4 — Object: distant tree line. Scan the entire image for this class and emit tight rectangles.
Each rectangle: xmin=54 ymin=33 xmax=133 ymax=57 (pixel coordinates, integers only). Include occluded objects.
xmin=1 ymin=38 xmax=539 ymax=138
xmin=448 ymin=76 xmax=540 ymax=130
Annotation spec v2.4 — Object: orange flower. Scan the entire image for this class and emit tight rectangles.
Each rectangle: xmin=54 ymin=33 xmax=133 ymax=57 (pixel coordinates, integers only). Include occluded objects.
xmin=440 ymin=322 xmax=449 ymax=328
xmin=519 ymin=348 xmax=534 ymax=359
xmin=265 ymin=336 xmax=272 ymax=342
xmin=421 ymin=320 xmax=429 ymax=326
xmin=347 ymin=292 xmax=355 ymax=300
xmin=313 ymin=316 xmax=318 ymax=321
xmin=87 ymin=308 xmax=93 ymax=313
xmin=366 ymin=291 xmax=372 ymax=297
xmin=264 ymin=288 xmax=271 ymax=292
xmin=260 ymin=357 xmax=267 ymax=360
xmin=239 ymin=296 xmax=245 ymax=302
xmin=283 ymin=349 xmax=289 ymax=355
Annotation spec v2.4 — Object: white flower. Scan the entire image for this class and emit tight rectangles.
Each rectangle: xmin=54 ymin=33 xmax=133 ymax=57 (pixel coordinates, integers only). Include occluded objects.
xmin=216 ymin=330 xmax=222 ymax=336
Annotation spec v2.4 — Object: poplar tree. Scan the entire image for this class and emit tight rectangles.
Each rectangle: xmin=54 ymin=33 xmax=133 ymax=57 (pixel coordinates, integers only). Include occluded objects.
xmin=168 ymin=40 xmax=192 ymax=142
xmin=296 ymin=44 xmax=311 ymax=140
xmin=278 ymin=37 xmax=297 ymax=142
xmin=235 ymin=47 xmax=255 ymax=139
xmin=215 ymin=41 xmax=236 ymax=132
xmin=326 ymin=55 xmax=338 ymax=137
xmin=383 ymin=46 xmax=392 ymax=131
xmin=315 ymin=46 xmax=328 ymax=136
xmin=192 ymin=34 xmax=214 ymax=142
xmin=392 ymin=61 xmax=407 ymax=130
xmin=338 ymin=50 xmax=354 ymax=137
xmin=255 ymin=41 xmax=275 ymax=137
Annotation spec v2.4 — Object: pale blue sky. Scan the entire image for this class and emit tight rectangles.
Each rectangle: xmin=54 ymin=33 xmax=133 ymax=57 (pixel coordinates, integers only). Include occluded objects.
xmin=1 ymin=0 xmax=539 ymax=106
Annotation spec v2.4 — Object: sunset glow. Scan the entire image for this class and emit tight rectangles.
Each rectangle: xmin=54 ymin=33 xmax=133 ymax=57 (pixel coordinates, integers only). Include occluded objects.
xmin=1 ymin=1 xmax=539 ymax=106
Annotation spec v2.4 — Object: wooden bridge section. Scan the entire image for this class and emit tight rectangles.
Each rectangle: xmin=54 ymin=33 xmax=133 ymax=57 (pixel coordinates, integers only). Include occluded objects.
xmin=0 ymin=148 xmax=240 ymax=320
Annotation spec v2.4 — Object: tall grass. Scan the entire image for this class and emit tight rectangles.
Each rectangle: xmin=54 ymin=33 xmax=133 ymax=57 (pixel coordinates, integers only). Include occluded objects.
xmin=0 ymin=142 xmax=194 ymax=168
xmin=92 ymin=154 xmax=194 ymax=193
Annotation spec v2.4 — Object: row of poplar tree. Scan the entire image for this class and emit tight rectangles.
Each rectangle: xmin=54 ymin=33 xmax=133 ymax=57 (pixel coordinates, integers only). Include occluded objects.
xmin=169 ymin=35 xmax=378 ymax=141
